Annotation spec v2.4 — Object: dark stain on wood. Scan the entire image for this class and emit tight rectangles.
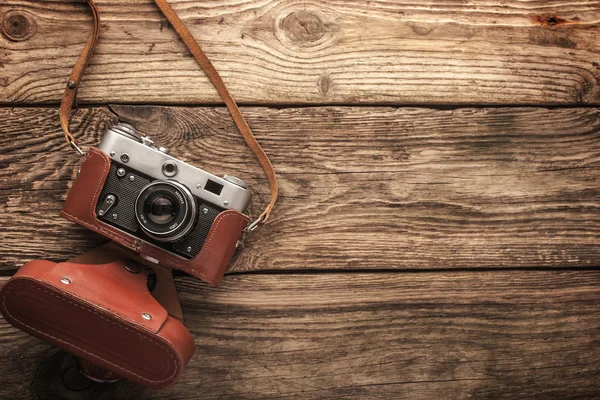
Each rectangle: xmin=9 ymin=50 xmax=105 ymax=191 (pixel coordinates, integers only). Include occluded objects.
xmin=158 ymin=21 xmax=173 ymax=32
xmin=529 ymin=12 xmax=581 ymax=48
xmin=529 ymin=27 xmax=577 ymax=49
xmin=532 ymin=13 xmax=579 ymax=29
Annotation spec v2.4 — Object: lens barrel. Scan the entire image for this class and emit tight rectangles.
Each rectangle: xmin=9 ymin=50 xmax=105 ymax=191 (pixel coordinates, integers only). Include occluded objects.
xmin=135 ymin=181 xmax=197 ymax=242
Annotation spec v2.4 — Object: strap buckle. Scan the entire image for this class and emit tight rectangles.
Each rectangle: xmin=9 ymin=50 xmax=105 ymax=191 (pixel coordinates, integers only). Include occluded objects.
xmin=244 ymin=216 xmax=264 ymax=233
xmin=69 ymin=141 xmax=85 ymax=157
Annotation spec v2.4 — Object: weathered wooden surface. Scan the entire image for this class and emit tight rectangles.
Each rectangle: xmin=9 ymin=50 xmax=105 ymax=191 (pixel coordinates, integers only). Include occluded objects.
xmin=1 ymin=0 xmax=600 ymax=105
xmin=1 ymin=272 xmax=599 ymax=399
xmin=1 ymin=0 xmax=600 ymax=397
xmin=1 ymin=106 xmax=600 ymax=272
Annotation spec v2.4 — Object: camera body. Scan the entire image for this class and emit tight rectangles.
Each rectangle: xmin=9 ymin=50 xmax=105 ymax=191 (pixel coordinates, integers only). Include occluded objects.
xmin=93 ymin=123 xmax=251 ymax=259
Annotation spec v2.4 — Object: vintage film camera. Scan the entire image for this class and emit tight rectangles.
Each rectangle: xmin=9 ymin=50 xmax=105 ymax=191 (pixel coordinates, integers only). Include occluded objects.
xmin=93 ymin=123 xmax=251 ymax=259
xmin=61 ymin=123 xmax=253 ymax=285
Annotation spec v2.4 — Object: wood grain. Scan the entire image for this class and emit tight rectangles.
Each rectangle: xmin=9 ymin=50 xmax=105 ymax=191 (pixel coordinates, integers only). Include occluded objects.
xmin=0 ymin=271 xmax=599 ymax=399
xmin=1 ymin=0 xmax=599 ymax=105
xmin=1 ymin=106 xmax=600 ymax=272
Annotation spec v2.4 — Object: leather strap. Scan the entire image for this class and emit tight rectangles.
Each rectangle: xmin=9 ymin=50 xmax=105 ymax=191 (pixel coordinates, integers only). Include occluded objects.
xmin=59 ymin=0 xmax=100 ymax=150
xmin=60 ymin=0 xmax=278 ymax=225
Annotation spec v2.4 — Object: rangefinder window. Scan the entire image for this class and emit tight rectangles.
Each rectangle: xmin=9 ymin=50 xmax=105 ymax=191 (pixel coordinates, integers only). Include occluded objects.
xmin=204 ymin=179 xmax=224 ymax=195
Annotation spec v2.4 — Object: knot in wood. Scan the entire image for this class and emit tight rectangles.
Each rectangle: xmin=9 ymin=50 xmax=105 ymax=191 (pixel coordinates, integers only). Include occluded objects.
xmin=531 ymin=13 xmax=576 ymax=29
xmin=282 ymin=11 xmax=326 ymax=45
xmin=318 ymin=75 xmax=331 ymax=95
xmin=2 ymin=11 xmax=35 ymax=42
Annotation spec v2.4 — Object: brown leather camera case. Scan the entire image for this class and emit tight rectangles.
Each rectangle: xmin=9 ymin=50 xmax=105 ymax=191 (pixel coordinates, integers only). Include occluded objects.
xmin=0 ymin=258 xmax=195 ymax=389
xmin=61 ymin=147 xmax=249 ymax=286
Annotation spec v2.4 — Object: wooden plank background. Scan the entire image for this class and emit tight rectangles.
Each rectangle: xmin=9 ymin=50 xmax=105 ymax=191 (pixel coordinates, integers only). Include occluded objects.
xmin=1 ymin=0 xmax=600 ymax=398
xmin=1 ymin=106 xmax=600 ymax=272
xmin=1 ymin=272 xmax=599 ymax=399
xmin=1 ymin=0 xmax=599 ymax=105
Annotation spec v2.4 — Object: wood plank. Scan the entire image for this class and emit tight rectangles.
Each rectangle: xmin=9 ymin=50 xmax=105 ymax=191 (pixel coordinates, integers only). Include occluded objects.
xmin=1 ymin=0 xmax=599 ymax=105
xmin=2 ymin=106 xmax=600 ymax=272
xmin=0 ymin=271 xmax=599 ymax=399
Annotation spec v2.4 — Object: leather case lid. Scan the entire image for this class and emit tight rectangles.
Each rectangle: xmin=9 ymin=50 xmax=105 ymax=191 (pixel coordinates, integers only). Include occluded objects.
xmin=0 ymin=259 xmax=195 ymax=389
xmin=41 ymin=261 xmax=167 ymax=332
xmin=61 ymin=148 xmax=249 ymax=285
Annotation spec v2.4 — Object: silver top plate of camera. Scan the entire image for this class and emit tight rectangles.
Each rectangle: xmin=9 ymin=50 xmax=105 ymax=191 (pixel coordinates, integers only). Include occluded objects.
xmin=98 ymin=123 xmax=251 ymax=213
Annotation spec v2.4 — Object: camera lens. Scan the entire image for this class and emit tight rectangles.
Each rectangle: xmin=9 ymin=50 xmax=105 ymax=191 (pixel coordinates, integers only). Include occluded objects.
xmin=135 ymin=181 xmax=197 ymax=242
xmin=148 ymin=195 xmax=176 ymax=224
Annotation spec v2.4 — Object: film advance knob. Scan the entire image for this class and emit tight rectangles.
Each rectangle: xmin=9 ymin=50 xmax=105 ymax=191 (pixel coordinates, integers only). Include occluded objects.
xmin=223 ymin=175 xmax=248 ymax=189
xmin=110 ymin=123 xmax=141 ymax=142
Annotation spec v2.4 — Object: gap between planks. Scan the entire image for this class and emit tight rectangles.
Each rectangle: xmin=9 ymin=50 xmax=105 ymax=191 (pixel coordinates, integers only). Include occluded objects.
xmin=1 ymin=103 xmax=600 ymax=110
xmin=3 ymin=265 xmax=600 ymax=279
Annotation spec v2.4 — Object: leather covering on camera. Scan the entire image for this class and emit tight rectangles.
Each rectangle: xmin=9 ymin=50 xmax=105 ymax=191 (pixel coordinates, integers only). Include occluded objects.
xmin=0 ymin=254 xmax=195 ymax=389
xmin=61 ymin=147 xmax=249 ymax=286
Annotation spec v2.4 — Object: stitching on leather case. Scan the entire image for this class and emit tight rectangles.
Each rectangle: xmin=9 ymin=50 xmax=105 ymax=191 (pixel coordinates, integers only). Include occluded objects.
xmin=195 ymin=212 xmax=241 ymax=265
xmin=62 ymin=211 xmax=138 ymax=247
xmin=1 ymin=281 xmax=181 ymax=384
xmin=56 ymin=261 xmax=166 ymax=333
xmin=87 ymin=150 xmax=107 ymax=219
